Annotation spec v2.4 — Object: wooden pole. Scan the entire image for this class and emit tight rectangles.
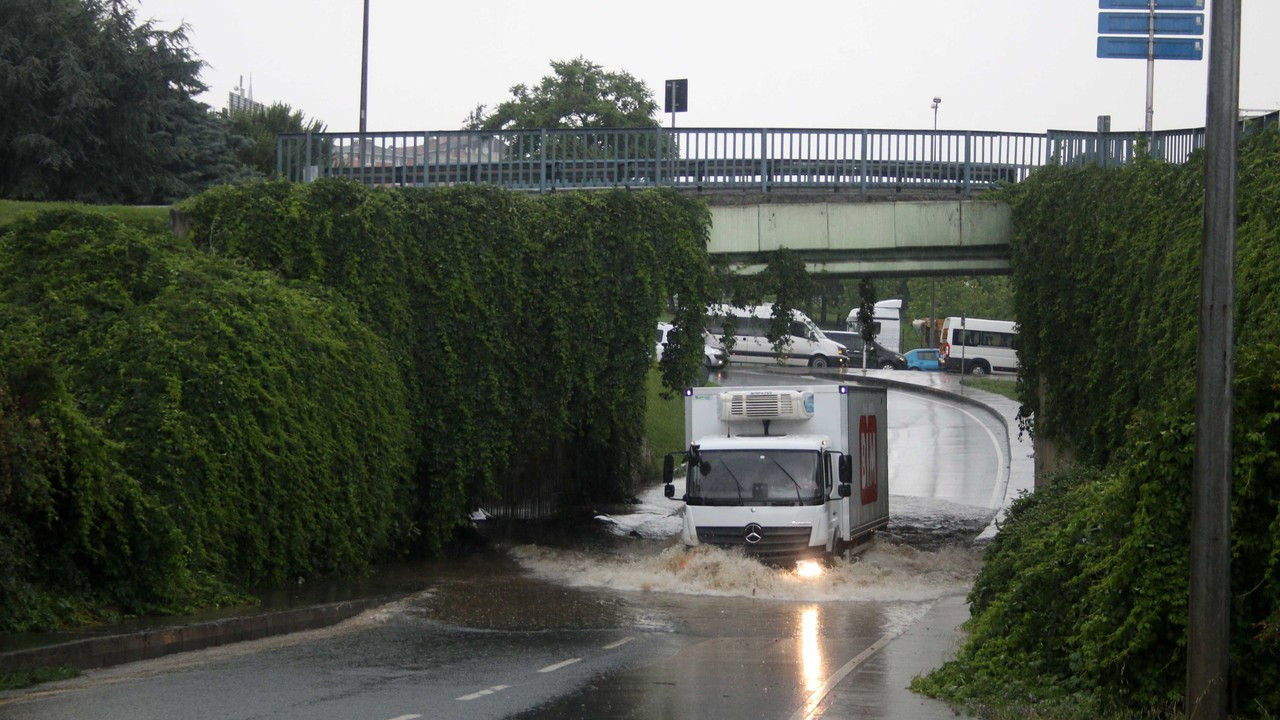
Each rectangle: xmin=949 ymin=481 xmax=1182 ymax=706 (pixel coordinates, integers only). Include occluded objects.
xmin=1188 ymin=1 xmax=1240 ymax=718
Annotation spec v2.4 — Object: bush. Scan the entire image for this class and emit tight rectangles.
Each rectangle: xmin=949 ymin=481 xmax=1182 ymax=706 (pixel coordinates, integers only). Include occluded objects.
xmin=179 ymin=180 xmax=714 ymax=551
xmin=919 ymin=129 xmax=1280 ymax=716
xmin=0 ymin=210 xmax=414 ymax=630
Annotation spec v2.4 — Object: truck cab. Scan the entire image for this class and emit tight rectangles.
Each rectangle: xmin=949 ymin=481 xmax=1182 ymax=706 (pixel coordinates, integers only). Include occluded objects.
xmin=664 ymin=386 xmax=889 ymax=565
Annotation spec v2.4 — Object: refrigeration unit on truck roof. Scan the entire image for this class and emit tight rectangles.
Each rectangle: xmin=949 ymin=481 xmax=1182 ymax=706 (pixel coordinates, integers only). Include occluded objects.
xmin=663 ymin=385 xmax=889 ymax=567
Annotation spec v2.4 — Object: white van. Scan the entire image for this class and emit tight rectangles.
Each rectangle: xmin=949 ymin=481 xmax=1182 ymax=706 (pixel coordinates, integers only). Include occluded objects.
xmin=845 ymin=299 xmax=902 ymax=354
xmin=655 ymin=322 xmax=728 ymax=369
xmin=706 ymin=304 xmax=849 ymax=368
xmin=938 ymin=316 xmax=1019 ymax=375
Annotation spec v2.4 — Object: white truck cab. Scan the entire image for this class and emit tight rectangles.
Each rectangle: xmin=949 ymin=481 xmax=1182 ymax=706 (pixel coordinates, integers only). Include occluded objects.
xmin=663 ymin=385 xmax=889 ymax=565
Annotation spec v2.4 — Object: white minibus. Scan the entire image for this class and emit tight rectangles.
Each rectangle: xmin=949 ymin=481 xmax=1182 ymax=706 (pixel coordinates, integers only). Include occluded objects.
xmin=706 ymin=304 xmax=849 ymax=368
xmin=938 ymin=317 xmax=1019 ymax=375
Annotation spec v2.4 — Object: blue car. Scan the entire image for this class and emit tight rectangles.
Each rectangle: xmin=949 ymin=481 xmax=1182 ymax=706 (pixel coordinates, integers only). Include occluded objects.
xmin=904 ymin=348 xmax=943 ymax=371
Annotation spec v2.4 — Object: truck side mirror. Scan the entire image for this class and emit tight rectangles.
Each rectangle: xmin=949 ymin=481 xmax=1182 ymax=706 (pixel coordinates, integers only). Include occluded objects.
xmin=663 ymin=455 xmax=674 ymax=484
xmin=664 ymin=484 xmax=675 ymax=498
xmin=838 ymin=483 xmax=853 ymax=498
xmin=838 ymin=455 xmax=853 ymax=485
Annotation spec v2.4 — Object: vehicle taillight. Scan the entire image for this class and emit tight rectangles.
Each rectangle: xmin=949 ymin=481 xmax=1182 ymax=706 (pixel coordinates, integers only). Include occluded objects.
xmin=941 ymin=342 xmax=950 ymax=359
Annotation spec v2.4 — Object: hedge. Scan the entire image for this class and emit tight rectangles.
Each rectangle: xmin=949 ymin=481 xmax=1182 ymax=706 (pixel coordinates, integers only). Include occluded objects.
xmin=0 ymin=183 xmax=714 ymax=631
xmin=916 ymin=129 xmax=1280 ymax=716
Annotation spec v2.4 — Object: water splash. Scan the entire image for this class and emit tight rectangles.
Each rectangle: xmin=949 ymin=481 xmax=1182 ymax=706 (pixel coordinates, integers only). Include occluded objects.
xmin=508 ymin=541 xmax=979 ymax=603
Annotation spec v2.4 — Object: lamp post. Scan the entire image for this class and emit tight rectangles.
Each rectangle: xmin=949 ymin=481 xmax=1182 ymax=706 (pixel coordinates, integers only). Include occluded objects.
xmin=930 ymin=96 xmax=942 ymax=159
xmin=929 ymin=95 xmax=942 ymax=343
xmin=359 ymin=0 xmax=369 ymax=135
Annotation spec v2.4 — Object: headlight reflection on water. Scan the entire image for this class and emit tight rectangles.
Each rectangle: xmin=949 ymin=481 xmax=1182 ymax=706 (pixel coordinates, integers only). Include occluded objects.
xmin=799 ymin=606 xmax=825 ymax=692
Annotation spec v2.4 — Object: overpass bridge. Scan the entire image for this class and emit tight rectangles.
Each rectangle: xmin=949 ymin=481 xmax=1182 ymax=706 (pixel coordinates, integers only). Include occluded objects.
xmin=276 ymin=116 xmax=1275 ymax=276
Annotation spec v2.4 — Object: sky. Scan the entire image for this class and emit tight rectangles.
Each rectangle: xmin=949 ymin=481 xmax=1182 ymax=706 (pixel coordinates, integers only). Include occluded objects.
xmin=138 ymin=0 xmax=1280 ymax=135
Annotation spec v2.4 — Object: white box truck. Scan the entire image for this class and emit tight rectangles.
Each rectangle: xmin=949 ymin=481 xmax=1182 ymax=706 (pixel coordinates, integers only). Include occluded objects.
xmin=846 ymin=298 xmax=902 ymax=354
xmin=662 ymin=384 xmax=889 ymax=565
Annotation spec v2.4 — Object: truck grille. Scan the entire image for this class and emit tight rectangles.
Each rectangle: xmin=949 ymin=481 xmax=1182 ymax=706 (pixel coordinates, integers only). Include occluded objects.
xmin=695 ymin=525 xmax=816 ymax=563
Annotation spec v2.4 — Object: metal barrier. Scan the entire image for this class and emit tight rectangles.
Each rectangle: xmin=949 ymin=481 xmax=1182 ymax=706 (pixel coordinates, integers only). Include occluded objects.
xmin=277 ymin=113 xmax=1277 ymax=194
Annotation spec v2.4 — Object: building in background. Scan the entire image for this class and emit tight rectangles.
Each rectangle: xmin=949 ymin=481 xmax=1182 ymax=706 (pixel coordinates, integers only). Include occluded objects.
xmin=226 ymin=76 xmax=265 ymax=116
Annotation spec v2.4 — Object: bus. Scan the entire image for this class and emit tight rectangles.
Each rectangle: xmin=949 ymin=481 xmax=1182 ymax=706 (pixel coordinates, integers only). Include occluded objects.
xmin=938 ymin=317 xmax=1018 ymax=375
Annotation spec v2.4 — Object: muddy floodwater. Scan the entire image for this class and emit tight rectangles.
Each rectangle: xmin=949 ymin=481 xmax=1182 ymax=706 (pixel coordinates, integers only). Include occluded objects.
xmin=408 ymin=385 xmax=1003 ymax=634
xmin=2 ymin=386 xmax=1008 ymax=720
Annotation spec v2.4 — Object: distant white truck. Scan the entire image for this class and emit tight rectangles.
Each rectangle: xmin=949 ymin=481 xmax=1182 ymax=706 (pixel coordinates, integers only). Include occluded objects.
xmin=846 ymin=299 xmax=902 ymax=354
xmin=662 ymin=385 xmax=889 ymax=565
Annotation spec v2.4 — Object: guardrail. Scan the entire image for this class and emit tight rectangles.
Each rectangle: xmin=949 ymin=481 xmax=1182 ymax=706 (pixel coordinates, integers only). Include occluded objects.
xmin=276 ymin=113 xmax=1278 ymax=194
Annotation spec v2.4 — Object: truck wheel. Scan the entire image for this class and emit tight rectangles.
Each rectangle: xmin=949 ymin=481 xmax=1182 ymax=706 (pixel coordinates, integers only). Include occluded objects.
xmin=968 ymin=361 xmax=990 ymax=376
xmin=810 ymin=355 xmax=829 ymax=368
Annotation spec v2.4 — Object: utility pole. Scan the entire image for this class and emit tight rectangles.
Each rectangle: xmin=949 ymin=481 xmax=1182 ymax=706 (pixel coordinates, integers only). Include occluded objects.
xmin=359 ymin=0 xmax=369 ymax=135
xmin=1188 ymin=0 xmax=1240 ymax=718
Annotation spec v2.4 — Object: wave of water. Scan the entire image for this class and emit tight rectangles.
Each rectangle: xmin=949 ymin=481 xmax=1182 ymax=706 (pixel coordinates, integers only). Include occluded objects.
xmin=508 ymin=541 xmax=980 ymax=603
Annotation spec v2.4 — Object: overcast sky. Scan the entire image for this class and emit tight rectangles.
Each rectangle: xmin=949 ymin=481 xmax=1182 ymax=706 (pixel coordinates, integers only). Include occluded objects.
xmin=139 ymin=0 xmax=1280 ymax=135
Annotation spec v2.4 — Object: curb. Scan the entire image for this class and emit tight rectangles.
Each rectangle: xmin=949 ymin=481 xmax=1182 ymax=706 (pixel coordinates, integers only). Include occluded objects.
xmin=0 ymin=596 xmax=399 ymax=674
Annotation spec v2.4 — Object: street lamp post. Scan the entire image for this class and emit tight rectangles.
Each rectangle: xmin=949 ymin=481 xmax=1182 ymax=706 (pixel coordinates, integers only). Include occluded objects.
xmin=930 ymin=96 xmax=942 ymax=159
xmin=929 ymin=95 xmax=942 ymax=343
xmin=359 ymin=0 xmax=369 ymax=135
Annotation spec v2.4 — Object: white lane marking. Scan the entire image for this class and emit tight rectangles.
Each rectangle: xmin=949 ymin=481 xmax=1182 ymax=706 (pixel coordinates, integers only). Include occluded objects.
xmin=537 ymin=658 xmax=582 ymax=673
xmin=788 ymin=632 xmax=897 ymax=720
xmin=387 ymin=716 xmax=421 ymax=720
xmin=456 ymin=685 xmax=510 ymax=701
xmin=602 ymin=636 xmax=634 ymax=650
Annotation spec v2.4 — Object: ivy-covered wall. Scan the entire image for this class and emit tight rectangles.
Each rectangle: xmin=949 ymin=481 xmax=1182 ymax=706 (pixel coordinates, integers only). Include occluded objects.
xmin=917 ymin=131 xmax=1280 ymax=715
xmin=0 ymin=210 xmax=415 ymax=630
xmin=0 ymin=182 xmax=713 ymax=631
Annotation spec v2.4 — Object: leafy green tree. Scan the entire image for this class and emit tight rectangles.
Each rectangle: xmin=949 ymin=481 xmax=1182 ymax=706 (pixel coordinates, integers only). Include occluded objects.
xmin=468 ymin=56 xmax=659 ymax=131
xmin=226 ymin=103 xmax=327 ymax=177
xmin=0 ymin=0 xmax=237 ymax=203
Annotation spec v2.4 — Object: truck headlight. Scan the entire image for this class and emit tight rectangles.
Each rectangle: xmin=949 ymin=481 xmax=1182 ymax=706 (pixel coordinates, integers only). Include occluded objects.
xmin=795 ymin=560 xmax=824 ymax=577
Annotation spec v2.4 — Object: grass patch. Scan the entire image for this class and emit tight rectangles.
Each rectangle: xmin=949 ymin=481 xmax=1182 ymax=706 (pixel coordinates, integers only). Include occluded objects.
xmin=0 ymin=200 xmax=171 ymax=233
xmin=0 ymin=666 xmax=80 ymax=691
xmin=643 ymin=366 xmax=685 ymax=480
xmin=963 ymin=376 xmax=1018 ymax=401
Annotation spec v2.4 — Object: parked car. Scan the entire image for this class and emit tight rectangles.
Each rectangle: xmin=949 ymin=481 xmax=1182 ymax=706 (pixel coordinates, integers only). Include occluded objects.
xmin=904 ymin=348 xmax=943 ymax=371
xmin=823 ymin=331 xmax=905 ymax=369
xmin=656 ymin=322 xmax=728 ymax=369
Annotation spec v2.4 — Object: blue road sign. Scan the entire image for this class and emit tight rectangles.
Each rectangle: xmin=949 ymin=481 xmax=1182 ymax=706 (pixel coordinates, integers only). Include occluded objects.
xmin=1098 ymin=12 xmax=1204 ymax=35
xmin=1098 ymin=0 xmax=1203 ymax=9
xmin=1097 ymin=36 xmax=1203 ymax=60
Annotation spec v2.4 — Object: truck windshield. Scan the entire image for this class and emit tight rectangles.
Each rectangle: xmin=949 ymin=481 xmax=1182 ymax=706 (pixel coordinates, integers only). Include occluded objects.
xmin=687 ymin=450 xmax=824 ymax=506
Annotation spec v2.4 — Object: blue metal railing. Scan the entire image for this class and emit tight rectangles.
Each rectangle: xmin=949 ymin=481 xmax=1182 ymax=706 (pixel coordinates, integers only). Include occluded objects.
xmin=276 ymin=113 xmax=1278 ymax=194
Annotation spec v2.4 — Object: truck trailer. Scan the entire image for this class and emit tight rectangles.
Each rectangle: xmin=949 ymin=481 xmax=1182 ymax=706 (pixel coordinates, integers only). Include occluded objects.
xmin=662 ymin=384 xmax=889 ymax=565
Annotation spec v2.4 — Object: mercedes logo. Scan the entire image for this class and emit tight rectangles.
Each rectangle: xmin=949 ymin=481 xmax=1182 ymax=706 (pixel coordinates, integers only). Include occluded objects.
xmin=744 ymin=523 xmax=764 ymax=545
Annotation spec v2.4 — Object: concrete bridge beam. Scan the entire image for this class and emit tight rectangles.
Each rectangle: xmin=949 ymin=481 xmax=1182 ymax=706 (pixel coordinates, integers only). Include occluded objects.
xmin=707 ymin=199 xmax=1012 ymax=277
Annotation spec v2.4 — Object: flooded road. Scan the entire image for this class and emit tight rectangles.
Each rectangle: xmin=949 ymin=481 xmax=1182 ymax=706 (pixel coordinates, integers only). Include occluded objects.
xmin=4 ymin=371 xmax=1008 ymax=720
xmin=426 ymin=370 xmax=1004 ymax=719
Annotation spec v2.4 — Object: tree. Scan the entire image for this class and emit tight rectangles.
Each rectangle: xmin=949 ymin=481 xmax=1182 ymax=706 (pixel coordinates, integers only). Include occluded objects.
xmin=467 ymin=57 xmax=659 ymax=131
xmin=0 ymin=0 xmax=236 ymax=203
xmin=226 ymin=102 xmax=327 ymax=177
